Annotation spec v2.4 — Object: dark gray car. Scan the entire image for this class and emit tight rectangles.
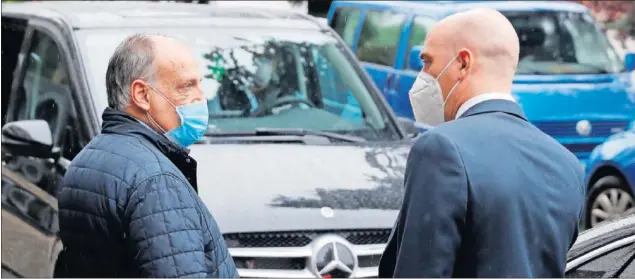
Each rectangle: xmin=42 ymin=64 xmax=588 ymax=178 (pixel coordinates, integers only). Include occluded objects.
xmin=565 ymin=215 xmax=635 ymax=278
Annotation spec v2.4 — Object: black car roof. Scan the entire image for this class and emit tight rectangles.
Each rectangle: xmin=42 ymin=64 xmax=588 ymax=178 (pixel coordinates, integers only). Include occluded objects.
xmin=2 ymin=1 xmax=324 ymax=30
xmin=567 ymin=215 xmax=635 ymax=261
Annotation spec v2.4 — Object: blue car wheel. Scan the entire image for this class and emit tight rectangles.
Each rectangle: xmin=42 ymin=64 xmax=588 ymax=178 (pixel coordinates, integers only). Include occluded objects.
xmin=585 ymin=175 xmax=635 ymax=229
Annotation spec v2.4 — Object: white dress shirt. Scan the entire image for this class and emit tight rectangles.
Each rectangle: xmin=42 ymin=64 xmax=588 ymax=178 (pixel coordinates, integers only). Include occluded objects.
xmin=455 ymin=93 xmax=516 ymax=119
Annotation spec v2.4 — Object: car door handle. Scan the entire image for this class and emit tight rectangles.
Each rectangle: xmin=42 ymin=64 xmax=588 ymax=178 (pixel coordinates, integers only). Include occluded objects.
xmin=384 ymin=74 xmax=394 ymax=89
xmin=385 ymin=74 xmax=399 ymax=94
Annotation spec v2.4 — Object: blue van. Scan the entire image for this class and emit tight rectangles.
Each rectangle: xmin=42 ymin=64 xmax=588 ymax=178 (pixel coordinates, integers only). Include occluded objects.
xmin=327 ymin=0 xmax=635 ymax=161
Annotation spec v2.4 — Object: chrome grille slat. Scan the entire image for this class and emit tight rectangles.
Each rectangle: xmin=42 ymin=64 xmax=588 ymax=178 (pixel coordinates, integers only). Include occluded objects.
xmin=224 ymin=229 xmax=391 ymax=248
xmin=534 ymin=120 xmax=629 ymax=138
xmin=230 ymin=246 xmax=312 ymax=258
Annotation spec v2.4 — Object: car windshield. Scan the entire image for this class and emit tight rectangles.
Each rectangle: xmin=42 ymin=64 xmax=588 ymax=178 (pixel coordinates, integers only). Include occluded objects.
xmin=76 ymin=28 xmax=398 ymax=141
xmin=504 ymin=11 xmax=624 ymax=75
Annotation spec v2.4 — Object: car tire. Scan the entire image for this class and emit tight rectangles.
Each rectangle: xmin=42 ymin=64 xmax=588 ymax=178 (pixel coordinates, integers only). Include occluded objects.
xmin=585 ymin=175 xmax=635 ymax=229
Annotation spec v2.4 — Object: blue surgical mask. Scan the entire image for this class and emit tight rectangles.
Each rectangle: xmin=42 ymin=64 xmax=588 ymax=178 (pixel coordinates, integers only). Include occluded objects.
xmin=146 ymin=84 xmax=209 ymax=148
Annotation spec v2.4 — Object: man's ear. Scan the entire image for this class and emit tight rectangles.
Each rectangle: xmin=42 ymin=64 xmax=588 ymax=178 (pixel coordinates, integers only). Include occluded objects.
xmin=457 ymin=48 xmax=473 ymax=79
xmin=130 ymin=79 xmax=151 ymax=111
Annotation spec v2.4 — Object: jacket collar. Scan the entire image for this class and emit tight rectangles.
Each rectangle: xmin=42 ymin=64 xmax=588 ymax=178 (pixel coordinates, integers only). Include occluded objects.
xmin=458 ymin=99 xmax=527 ymax=121
xmin=100 ymin=108 xmax=199 ymax=192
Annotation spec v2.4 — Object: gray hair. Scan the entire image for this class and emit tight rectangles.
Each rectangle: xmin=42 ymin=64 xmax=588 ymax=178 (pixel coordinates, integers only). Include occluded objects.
xmin=105 ymin=34 xmax=159 ymax=110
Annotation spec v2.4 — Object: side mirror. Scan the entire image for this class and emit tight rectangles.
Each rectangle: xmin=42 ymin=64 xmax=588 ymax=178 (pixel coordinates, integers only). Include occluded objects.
xmin=408 ymin=45 xmax=424 ymax=71
xmin=397 ymin=117 xmax=420 ymax=138
xmin=625 ymin=52 xmax=635 ymax=72
xmin=1 ymin=120 xmax=57 ymax=159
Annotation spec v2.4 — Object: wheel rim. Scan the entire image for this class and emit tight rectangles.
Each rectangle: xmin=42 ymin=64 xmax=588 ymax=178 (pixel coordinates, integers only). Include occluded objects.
xmin=590 ymin=188 xmax=635 ymax=227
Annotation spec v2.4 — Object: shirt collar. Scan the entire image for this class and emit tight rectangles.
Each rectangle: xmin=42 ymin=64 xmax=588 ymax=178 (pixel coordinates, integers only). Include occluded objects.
xmin=455 ymin=93 xmax=516 ymax=119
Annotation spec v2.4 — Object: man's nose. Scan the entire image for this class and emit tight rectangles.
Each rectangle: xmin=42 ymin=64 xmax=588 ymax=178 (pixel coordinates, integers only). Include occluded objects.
xmin=192 ymin=85 xmax=205 ymax=103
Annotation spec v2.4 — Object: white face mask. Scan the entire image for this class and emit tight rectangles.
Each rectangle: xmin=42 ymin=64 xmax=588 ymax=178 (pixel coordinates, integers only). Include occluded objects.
xmin=409 ymin=55 xmax=461 ymax=126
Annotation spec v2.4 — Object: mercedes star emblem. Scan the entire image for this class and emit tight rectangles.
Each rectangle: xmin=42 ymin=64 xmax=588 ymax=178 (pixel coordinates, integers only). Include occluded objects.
xmin=310 ymin=235 xmax=357 ymax=278
xmin=576 ymin=120 xmax=592 ymax=136
xmin=321 ymin=206 xmax=335 ymax=218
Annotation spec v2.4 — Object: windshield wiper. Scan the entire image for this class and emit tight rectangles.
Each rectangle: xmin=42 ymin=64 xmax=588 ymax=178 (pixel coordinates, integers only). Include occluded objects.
xmin=253 ymin=128 xmax=366 ymax=143
xmin=204 ymin=128 xmax=366 ymax=144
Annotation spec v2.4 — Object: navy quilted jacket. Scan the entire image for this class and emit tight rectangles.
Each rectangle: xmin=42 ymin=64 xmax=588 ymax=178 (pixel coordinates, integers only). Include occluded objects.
xmin=54 ymin=108 xmax=238 ymax=278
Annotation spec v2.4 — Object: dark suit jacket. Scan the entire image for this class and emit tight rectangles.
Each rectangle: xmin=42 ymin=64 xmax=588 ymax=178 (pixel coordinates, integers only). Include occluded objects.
xmin=379 ymin=99 xmax=586 ymax=278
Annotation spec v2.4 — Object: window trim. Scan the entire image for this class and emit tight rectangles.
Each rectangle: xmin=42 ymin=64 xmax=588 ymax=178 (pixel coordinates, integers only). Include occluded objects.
xmin=1 ymin=16 xmax=29 ymax=125
xmin=5 ymin=16 xmax=35 ymax=125
xmin=565 ymin=235 xmax=635 ymax=272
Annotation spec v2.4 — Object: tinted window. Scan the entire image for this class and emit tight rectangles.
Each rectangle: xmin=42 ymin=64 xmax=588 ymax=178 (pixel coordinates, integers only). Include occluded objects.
xmin=330 ymin=7 xmax=362 ymax=47
xmin=1 ymin=176 xmax=58 ymax=235
xmin=405 ymin=16 xmax=437 ymax=70
xmin=15 ymin=30 xmax=72 ymax=146
xmin=566 ymin=245 xmax=631 ymax=278
xmin=503 ymin=11 xmax=623 ymax=74
xmin=356 ymin=10 xmax=406 ymax=66
xmin=1 ymin=16 xmax=27 ymax=126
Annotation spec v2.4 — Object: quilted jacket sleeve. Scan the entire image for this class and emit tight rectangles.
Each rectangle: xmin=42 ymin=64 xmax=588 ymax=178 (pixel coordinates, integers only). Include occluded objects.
xmin=125 ymin=173 xmax=211 ymax=277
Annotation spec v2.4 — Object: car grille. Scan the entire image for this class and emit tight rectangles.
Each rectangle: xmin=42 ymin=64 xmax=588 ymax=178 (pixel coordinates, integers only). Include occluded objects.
xmin=225 ymin=229 xmax=390 ymax=278
xmin=533 ymin=120 xmax=630 ymax=155
xmin=534 ymin=120 xmax=629 ymax=138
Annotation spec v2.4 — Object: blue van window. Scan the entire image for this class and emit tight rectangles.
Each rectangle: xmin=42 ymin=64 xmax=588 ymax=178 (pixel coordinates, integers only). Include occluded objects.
xmin=330 ymin=7 xmax=362 ymax=48
xmin=504 ymin=11 xmax=624 ymax=74
xmin=312 ymin=48 xmax=363 ymax=125
xmin=406 ymin=16 xmax=437 ymax=70
xmin=356 ymin=10 xmax=407 ymax=67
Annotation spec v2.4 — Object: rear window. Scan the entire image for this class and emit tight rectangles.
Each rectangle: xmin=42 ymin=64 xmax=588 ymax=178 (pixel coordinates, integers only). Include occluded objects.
xmin=356 ymin=9 xmax=407 ymax=67
xmin=329 ymin=7 xmax=362 ymax=48
xmin=405 ymin=16 xmax=437 ymax=70
xmin=504 ymin=11 xmax=624 ymax=75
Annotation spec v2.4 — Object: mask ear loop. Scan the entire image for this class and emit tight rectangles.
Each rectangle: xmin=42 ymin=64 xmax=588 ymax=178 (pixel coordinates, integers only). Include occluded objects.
xmin=144 ymin=83 xmax=175 ymax=134
xmin=146 ymin=84 xmax=177 ymax=107
xmin=146 ymin=113 xmax=168 ymax=134
xmin=436 ymin=54 xmax=459 ymax=82
xmin=435 ymin=54 xmax=461 ymax=106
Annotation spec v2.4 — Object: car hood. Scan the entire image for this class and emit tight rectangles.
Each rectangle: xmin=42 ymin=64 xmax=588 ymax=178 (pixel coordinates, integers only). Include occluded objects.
xmin=188 ymin=141 xmax=411 ymax=233
xmin=512 ymin=73 xmax=635 ymax=121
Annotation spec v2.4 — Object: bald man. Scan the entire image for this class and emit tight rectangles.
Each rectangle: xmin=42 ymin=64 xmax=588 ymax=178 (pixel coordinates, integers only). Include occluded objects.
xmin=379 ymin=9 xmax=585 ymax=278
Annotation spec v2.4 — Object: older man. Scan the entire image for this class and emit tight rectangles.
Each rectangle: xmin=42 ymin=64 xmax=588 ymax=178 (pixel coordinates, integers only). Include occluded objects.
xmin=54 ymin=34 xmax=238 ymax=278
xmin=379 ymin=9 xmax=585 ymax=278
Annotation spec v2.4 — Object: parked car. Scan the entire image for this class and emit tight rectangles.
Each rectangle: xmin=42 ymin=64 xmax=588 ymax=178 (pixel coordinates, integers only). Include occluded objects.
xmin=583 ymin=126 xmax=635 ymax=229
xmin=1 ymin=124 xmax=63 ymax=278
xmin=1 ymin=1 xmax=419 ymax=278
xmin=565 ymin=215 xmax=635 ymax=278
xmin=327 ymin=0 xmax=635 ymax=162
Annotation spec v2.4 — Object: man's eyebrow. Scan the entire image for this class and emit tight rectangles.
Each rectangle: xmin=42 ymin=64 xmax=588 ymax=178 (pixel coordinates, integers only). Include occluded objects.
xmin=183 ymin=77 xmax=199 ymax=85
